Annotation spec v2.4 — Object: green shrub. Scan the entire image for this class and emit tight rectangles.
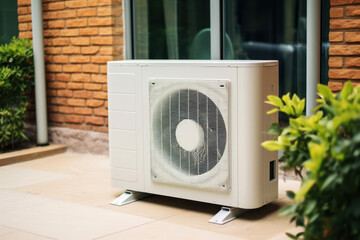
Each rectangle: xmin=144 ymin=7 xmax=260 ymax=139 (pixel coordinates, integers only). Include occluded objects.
xmin=0 ymin=37 xmax=34 ymax=149
xmin=262 ymin=82 xmax=360 ymax=240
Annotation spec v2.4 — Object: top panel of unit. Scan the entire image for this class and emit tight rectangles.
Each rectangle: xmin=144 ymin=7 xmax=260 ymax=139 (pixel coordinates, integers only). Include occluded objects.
xmin=108 ymin=60 xmax=278 ymax=68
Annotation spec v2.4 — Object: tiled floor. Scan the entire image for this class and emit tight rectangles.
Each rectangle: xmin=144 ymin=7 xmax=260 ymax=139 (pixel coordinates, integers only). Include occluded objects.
xmin=0 ymin=152 xmax=301 ymax=240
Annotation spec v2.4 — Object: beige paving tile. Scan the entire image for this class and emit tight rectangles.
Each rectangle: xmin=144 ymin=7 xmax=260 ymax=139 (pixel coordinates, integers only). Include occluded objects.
xmin=14 ymin=160 xmax=188 ymax=220
xmin=0 ymin=198 xmax=153 ymax=240
xmin=13 ymin=170 xmax=114 ymax=205
xmin=161 ymin=199 xmax=297 ymax=240
xmin=0 ymin=152 xmax=302 ymax=239
xmin=100 ymin=194 xmax=193 ymax=220
xmin=16 ymin=152 xmax=109 ymax=175
xmin=0 ymin=165 xmax=68 ymax=189
xmin=96 ymin=221 xmax=246 ymax=240
xmin=0 ymin=225 xmax=16 ymax=236
xmin=100 ymin=180 xmax=301 ymax=227
xmin=0 ymin=230 xmax=53 ymax=240
xmin=0 ymin=190 xmax=52 ymax=214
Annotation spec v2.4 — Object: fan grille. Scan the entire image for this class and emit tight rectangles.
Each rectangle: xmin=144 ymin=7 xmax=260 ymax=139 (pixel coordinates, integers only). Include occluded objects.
xmin=152 ymin=89 xmax=227 ymax=176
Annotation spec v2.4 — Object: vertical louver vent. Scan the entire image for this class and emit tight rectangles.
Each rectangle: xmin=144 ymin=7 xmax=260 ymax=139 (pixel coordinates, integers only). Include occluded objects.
xmin=150 ymin=79 xmax=230 ymax=191
xmin=153 ymin=89 xmax=226 ymax=175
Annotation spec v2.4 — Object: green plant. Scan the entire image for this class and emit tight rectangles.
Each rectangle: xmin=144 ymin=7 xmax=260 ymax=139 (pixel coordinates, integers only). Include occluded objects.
xmin=0 ymin=37 xmax=34 ymax=149
xmin=262 ymin=82 xmax=360 ymax=240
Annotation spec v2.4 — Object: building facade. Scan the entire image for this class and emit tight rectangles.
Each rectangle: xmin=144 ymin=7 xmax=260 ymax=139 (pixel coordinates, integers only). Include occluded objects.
xmin=14 ymin=0 xmax=360 ymax=153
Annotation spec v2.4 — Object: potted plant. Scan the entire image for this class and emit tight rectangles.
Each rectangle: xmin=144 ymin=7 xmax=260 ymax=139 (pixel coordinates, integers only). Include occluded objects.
xmin=262 ymin=82 xmax=360 ymax=239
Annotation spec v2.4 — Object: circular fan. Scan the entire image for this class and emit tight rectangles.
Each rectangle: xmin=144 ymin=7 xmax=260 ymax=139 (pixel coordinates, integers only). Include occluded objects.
xmin=152 ymin=89 xmax=227 ymax=176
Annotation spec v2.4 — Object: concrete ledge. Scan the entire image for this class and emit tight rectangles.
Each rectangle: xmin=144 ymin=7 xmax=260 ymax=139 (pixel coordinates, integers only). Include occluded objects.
xmin=0 ymin=144 xmax=67 ymax=166
xmin=25 ymin=125 xmax=108 ymax=155
xmin=49 ymin=127 xmax=108 ymax=155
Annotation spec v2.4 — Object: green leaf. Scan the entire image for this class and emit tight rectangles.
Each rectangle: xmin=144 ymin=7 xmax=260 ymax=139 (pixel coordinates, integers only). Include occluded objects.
xmin=304 ymin=200 xmax=316 ymax=215
xmin=296 ymin=232 xmax=304 ymax=238
xmin=321 ymin=174 xmax=338 ymax=191
xmin=278 ymin=136 xmax=291 ymax=146
xmin=295 ymin=99 xmax=305 ymax=115
xmin=267 ymin=108 xmax=279 ymax=115
xmin=285 ymin=233 xmax=298 ymax=240
xmin=308 ymin=213 xmax=319 ymax=224
xmin=292 ymin=93 xmax=301 ymax=104
xmin=304 ymin=143 xmax=326 ymax=175
xmin=267 ymin=123 xmax=280 ymax=135
xmin=282 ymin=105 xmax=296 ymax=116
xmin=282 ymin=93 xmax=291 ymax=103
xmin=267 ymin=95 xmax=284 ymax=108
xmin=295 ymin=215 xmax=304 ymax=226
xmin=286 ymin=191 xmax=295 ymax=200
xmin=317 ymin=84 xmax=333 ymax=100
xmin=295 ymin=178 xmax=316 ymax=202
xmin=341 ymin=81 xmax=354 ymax=100
xmin=279 ymin=205 xmax=296 ymax=216
xmin=353 ymin=133 xmax=360 ymax=143
xmin=261 ymin=140 xmax=284 ymax=151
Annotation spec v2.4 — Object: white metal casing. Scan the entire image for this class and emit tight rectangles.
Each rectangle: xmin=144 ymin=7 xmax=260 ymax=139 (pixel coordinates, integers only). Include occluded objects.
xmin=108 ymin=60 xmax=278 ymax=209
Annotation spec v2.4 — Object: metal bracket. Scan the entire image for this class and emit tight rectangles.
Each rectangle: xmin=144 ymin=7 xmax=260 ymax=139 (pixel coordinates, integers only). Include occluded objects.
xmin=208 ymin=207 xmax=246 ymax=224
xmin=110 ymin=190 xmax=151 ymax=206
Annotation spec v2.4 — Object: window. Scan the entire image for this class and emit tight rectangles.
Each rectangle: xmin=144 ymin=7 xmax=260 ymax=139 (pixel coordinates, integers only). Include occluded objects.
xmin=126 ymin=0 xmax=329 ymax=102
xmin=321 ymin=0 xmax=330 ymax=86
xmin=0 ymin=1 xmax=18 ymax=45
xmin=224 ymin=0 xmax=307 ymax=98
xmin=132 ymin=0 xmax=210 ymax=59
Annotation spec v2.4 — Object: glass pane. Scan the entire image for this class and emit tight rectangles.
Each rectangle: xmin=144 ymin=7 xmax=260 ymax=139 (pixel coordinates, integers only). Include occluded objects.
xmin=133 ymin=0 xmax=210 ymax=59
xmin=0 ymin=1 xmax=18 ymax=44
xmin=224 ymin=0 xmax=307 ymax=99
xmin=321 ymin=0 xmax=330 ymax=85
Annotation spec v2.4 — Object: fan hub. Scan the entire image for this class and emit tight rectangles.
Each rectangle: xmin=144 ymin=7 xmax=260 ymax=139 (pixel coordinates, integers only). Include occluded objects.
xmin=175 ymin=119 xmax=204 ymax=152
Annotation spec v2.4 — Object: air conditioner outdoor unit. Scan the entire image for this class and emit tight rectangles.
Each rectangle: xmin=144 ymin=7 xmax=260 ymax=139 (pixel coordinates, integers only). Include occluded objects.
xmin=107 ymin=60 xmax=279 ymax=220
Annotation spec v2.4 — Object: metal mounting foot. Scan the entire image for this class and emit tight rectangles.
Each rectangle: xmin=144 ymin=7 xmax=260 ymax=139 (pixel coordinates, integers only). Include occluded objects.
xmin=208 ymin=207 xmax=246 ymax=224
xmin=110 ymin=190 xmax=151 ymax=206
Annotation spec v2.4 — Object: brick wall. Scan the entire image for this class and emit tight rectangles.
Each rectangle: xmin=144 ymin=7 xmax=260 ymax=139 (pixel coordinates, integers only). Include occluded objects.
xmin=17 ymin=0 xmax=123 ymax=133
xmin=329 ymin=0 xmax=360 ymax=91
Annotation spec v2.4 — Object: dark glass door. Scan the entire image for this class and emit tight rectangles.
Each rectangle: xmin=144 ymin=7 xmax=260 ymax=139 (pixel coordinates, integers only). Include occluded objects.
xmin=133 ymin=0 xmax=210 ymax=59
xmin=224 ymin=0 xmax=307 ymax=99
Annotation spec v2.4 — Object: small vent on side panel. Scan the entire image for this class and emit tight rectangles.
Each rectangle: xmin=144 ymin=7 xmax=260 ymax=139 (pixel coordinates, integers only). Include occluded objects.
xmin=270 ymin=160 xmax=276 ymax=181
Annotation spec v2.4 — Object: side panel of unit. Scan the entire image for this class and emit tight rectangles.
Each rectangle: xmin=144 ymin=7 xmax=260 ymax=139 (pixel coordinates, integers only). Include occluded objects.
xmin=237 ymin=64 xmax=279 ymax=208
xmin=141 ymin=66 xmax=239 ymax=207
xmin=237 ymin=66 xmax=267 ymax=208
xmin=263 ymin=65 xmax=279 ymax=203
xmin=108 ymin=64 xmax=144 ymax=191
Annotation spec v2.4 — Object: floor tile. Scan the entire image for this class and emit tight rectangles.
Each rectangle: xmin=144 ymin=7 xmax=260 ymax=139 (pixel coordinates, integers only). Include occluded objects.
xmin=162 ymin=200 xmax=297 ymax=240
xmin=0 ymin=190 xmax=52 ymax=214
xmin=13 ymin=170 xmax=114 ymax=205
xmin=14 ymin=171 xmax=188 ymax=220
xmin=0 ymin=225 xmax=16 ymax=236
xmin=0 ymin=198 xmax=153 ymax=240
xmin=0 ymin=152 xmax=303 ymax=239
xmin=96 ymin=221 xmax=246 ymax=240
xmin=0 ymin=230 xmax=53 ymax=240
xmin=0 ymin=165 xmax=68 ymax=189
xmin=100 ymin=195 xmax=192 ymax=220
xmin=16 ymin=152 xmax=108 ymax=175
